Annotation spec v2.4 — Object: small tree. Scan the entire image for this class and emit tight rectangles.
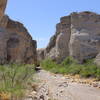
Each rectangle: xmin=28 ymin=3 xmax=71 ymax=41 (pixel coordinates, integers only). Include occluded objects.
xmin=0 ymin=64 xmax=35 ymax=100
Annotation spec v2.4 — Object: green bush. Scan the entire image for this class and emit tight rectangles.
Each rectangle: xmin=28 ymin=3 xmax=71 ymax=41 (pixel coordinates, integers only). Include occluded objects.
xmin=83 ymin=59 xmax=94 ymax=65
xmin=51 ymin=66 xmax=67 ymax=74
xmin=41 ymin=59 xmax=59 ymax=70
xmin=41 ymin=57 xmax=100 ymax=79
xmin=61 ymin=56 xmax=77 ymax=66
xmin=96 ymin=68 xmax=100 ymax=80
xmin=80 ymin=64 xmax=97 ymax=78
xmin=0 ymin=64 xmax=35 ymax=98
xmin=68 ymin=64 xmax=82 ymax=75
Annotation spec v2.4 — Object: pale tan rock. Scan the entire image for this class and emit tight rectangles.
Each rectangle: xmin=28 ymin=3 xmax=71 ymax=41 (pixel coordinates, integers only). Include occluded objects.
xmin=94 ymin=53 xmax=100 ymax=66
xmin=45 ymin=16 xmax=71 ymax=63
xmin=92 ymin=82 xmax=99 ymax=87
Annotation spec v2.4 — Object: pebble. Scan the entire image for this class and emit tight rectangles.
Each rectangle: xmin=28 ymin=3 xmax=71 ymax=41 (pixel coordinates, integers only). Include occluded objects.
xmin=92 ymin=82 xmax=99 ymax=87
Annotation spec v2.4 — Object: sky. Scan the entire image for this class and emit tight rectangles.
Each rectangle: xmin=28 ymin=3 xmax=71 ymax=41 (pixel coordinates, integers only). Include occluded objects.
xmin=6 ymin=0 xmax=100 ymax=48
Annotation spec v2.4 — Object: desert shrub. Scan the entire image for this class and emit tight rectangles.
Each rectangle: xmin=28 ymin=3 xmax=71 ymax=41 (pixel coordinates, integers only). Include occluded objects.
xmin=61 ymin=56 xmax=77 ymax=67
xmin=80 ymin=64 xmax=97 ymax=78
xmin=68 ymin=64 xmax=82 ymax=75
xmin=96 ymin=68 xmax=100 ymax=80
xmin=50 ymin=66 xmax=67 ymax=74
xmin=0 ymin=64 xmax=35 ymax=99
xmin=41 ymin=59 xmax=59 ymax=71
xmin=41 ymin=57 xmax=100 ymax=79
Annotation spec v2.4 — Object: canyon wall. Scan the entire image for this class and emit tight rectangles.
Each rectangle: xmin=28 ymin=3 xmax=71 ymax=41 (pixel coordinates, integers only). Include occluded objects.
xmin=0 ymin=0 xmax=37 ymax=64
xmin=42 ymin=11 xmax=100 ymax=64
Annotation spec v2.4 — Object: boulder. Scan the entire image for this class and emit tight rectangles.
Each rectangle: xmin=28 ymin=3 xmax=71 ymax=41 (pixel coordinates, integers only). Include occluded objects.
xmin=0 ymin=16 xmax=37 ymax=64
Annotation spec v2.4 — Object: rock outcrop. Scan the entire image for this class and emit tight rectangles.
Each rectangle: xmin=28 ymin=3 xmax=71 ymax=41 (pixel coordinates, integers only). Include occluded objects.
xmin=0 ymin=0 xmax=7 ymax=20
xmin=44 ymin=11 xmax=100 ymax=63
xmin=0 ymin=0 xmax=37 ymax=64
xmin=70 ymin=12 xmax=100 ymax=63
xmin=94 ymin=53 xmax=100 ymax=66
xmin=45 ymin=16 xmax=71 ymax=63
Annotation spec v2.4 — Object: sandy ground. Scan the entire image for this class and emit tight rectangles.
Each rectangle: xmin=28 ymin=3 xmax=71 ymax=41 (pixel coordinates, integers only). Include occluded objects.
xmin=26 ymin=70 xmax=100 ymax=100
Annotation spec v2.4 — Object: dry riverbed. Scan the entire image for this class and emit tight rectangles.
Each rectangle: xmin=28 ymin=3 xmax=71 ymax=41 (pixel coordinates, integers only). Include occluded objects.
xmin=26 ymin=70 xmax=100 ymax=100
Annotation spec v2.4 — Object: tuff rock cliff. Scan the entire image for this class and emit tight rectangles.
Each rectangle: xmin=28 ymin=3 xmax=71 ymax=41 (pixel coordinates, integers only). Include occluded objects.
xmin=0 ymin=0 xmax=37 ymax=64
xmin=38 ymin=11 xmax=100 ymax=65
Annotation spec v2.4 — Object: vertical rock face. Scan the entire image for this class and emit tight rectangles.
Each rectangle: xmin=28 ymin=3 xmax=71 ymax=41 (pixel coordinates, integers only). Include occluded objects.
xmin=0 ymin=16 xmax=37 ymax=64
xmin=0 ymin=0 xmax=7 ymax=20
xmin=70 ymin=12 xmax=100 ymax=62
xmin=45 ymin=16 xmax=71 ymax=63
xmin=44 ymin=11 xmax=100 ymax=63
xmin=94 ymin=53 xmax=100 ymax=66
xmin=0 ymin=0 xmax=37 ymax=64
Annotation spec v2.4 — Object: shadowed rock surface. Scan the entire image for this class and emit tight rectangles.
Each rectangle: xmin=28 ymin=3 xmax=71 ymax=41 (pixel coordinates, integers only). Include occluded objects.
xmin=0 ymin=0 xmax=37 ymax=64
xmin=37 ymin=48 xmax=45 ymax=64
